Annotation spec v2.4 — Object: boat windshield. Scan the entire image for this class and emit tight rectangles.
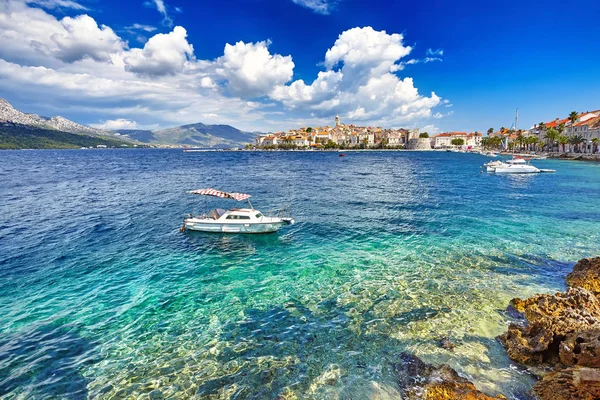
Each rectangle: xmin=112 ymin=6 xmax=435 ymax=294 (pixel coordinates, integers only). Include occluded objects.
xmin=208 ymin=209 xmax=226 ymax=220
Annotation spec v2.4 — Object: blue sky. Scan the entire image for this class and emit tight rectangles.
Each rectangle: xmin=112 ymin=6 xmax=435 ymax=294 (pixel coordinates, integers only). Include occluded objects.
xmin=0 ymin=0 xmax=599 ymax=133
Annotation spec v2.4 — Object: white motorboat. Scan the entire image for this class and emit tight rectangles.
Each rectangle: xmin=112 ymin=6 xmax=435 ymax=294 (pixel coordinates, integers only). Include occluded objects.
xmin=493 ymin=162 xmax=540 ymax=174
xmin=182 ymin=188 xmax=294 ymax=234
xmin=484 ymin=158 xmax=545 ymax=173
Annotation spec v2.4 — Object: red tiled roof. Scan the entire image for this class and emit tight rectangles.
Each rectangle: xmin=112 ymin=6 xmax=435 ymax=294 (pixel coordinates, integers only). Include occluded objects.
xmin=575 ymin=116 xmax=600 ymax=127
xmin=546 ymin=118 xmax=569 ymax=128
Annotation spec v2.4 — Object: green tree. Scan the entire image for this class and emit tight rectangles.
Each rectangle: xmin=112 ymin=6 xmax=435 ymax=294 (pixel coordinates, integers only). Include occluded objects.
xmin=451 ymin=138 xmax=465 ymax=146
xmin=487 ymin=128 xmax=494 ymax=135
xmin=538 ymin=122 xmax=546 ymax=132
xmin=557 ymin=123 xmax=565 ymax=134
xmin=569 ymin=111 xmax=579 ymax=126
xmin=324 ymin=139 xmax=338 ymax=149
xmin=419 ymin=132 xmax=429 ymax=138
xmin=558 ymin=135 xmax=569 ymax=153
xmin=544 ymin=127 xmax=559 ymax=152
xmin=568 ymin=135 xmax=585 ymax=153
xmin=306 ymin=127 xmax=312 ymax=133
xmin=592 ymin=137 xmax=599 ymax=154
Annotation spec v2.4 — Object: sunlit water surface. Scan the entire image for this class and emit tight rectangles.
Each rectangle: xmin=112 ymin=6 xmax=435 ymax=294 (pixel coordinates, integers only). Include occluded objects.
xmin=1 ymin=150 xmax=599 ymax=399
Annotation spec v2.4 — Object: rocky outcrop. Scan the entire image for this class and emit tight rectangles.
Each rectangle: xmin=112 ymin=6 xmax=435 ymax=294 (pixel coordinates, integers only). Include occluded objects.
xmin=566 ymin=257 xmax=600 ymax=296
xmin=498 ymin=256 xmax=600 ymax=400
xmin=559 ymin=329 xmax=600 ymax=367
xmin=394 ymin=353 xmax=506 ymax=400
xmin=498 ymin=287 xmax=600 ymax=366
xmin=533 ymin=367 xmax=600 ymax=400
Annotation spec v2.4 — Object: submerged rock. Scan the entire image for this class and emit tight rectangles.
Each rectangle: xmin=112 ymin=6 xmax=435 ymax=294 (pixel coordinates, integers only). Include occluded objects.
xmin=439 ymin=335 xmax=456 ymax=352
xmin=566 ymin=257 xmax=600 ymax=296
xmin=394 ymin=353 xmax=506 ymax=399
xmin=533 ymin=366 xmax=600 ymax=400
xmin=498 ymin=287 xmax=600 ymax=366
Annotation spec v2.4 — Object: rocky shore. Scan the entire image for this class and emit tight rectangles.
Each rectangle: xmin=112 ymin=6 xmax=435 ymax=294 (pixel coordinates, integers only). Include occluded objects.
xmin=498 ymin=256 xmax=600 ymax=399
xmin=547 ymin=153 xmax=600 ymax=162
xmin=400 ymin=257 xmax=600 ymax=399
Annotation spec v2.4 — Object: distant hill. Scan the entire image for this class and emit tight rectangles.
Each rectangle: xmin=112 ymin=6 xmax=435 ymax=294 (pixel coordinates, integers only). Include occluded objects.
xmin=116 ymin=122 xmax=258 ymax=148
xmin=0 ymin=123 xmax=133 ymax=149
xmin=0 ymin=98 xmax=258 ymax=149
xmin=0 ymin=98 xmax=138 ymax=149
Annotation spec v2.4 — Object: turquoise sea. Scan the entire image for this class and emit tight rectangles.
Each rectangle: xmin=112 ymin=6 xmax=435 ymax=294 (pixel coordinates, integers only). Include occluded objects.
xmin=1 ymin=149 xmax=599 ymax=399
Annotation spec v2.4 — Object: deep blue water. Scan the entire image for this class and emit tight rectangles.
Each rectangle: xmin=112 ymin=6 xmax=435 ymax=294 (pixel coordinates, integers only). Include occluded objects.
xmin=1 ymin=149 xmax=599 ymax=399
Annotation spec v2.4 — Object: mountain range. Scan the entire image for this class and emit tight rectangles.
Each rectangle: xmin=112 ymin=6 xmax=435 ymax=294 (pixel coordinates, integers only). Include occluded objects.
xmin=116 ymin=123 xmax=257 ymax=148
xmin=0 ymin=98 xmax=258 ymax=149
xmin=0 ymin=98 xmax=120 ymax=138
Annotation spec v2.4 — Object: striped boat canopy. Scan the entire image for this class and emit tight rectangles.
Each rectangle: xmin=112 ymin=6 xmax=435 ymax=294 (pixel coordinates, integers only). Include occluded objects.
xmin=188 ymin=188 xmax=251 ymax=201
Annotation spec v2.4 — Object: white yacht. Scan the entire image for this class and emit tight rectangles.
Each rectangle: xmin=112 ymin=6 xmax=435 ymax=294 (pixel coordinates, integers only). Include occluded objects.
xmin=484 ymin=158 xmax=555 ymax=174
xmin=491 ymin=159 xmax=540 ymax=174
xmin=182 ymin=189 xmax=294 ymax=234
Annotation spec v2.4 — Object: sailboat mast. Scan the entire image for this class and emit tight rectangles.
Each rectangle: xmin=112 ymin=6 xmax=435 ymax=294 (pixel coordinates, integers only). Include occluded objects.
xmin=512 ymin=108 xmax=518 ymax=156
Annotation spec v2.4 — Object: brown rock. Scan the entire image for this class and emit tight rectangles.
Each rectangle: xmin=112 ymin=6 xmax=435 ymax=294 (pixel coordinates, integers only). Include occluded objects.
xmin=567 ymin=257 xmax=600 ymax=296
xmin=498 ymin=287 xmax=600 ymax=366
xmin=559 ymin=330 xmax=600 ymax=367
xmin=533 ymin=366 xmax=600 ymax=400
xmin=394 ymin=353 xmax=506 ymax=400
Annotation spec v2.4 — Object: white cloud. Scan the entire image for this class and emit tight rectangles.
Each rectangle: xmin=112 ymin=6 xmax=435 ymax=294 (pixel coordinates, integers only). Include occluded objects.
xmin=26 ymin=0 xmax=88 ymax=10
xmin=126 ymin=23 xmax=157 ymax=32
xmin=214 ymin=40 xmax=294 ymax=98
xmin=324 ymin=27 xmax=412 ymax=82
xmin=94 ymin=118 xmax=138 ymax=130
xmin=147 ymin=0 xmax=172 ymax=26
xmin=0 ymin=2 xmax=124 ymax=65
xmin=426 ymin=48 xmax=444 ymax=56
xmin=421 ymin=124 xmax=440 ymax=134
xmin=0 ymin=3 xmax=447 ymax=132
xmin=271 ymin=70 xmax=342 ymax=106
xmin=199 ymin=76 xmax=216 ymax=88
xmin=291 ymin=0 xmax=336 ymax=14
xmin=271 ymin=26 xmax=441 ymax=126
xmin=52 ymin=15 xmax=125 ymax=63
xmin=123 ymin=26 xmax=193 ymax=76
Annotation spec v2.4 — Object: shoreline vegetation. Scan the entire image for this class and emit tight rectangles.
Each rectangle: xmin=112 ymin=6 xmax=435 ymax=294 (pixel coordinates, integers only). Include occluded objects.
xmin=0 ymin=124 xmax=136 ymax=150
xmin=402 ymin=257 xmax=600 ymax=400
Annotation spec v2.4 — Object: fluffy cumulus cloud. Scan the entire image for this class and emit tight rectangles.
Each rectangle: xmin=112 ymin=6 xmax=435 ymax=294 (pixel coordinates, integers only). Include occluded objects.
xmin=94 ymin=118 xmax=138 ymax=130
xmin=123 ymin=26 xmax=194 ymax=76
xmin=0 ymin=1 xmax=124 ymax=65
xmin=214 ymin=40 xmax=294 ymax=98
xmin=0 ymin=2 xmax=446 ymax=131
xmin=51 ymin=15 xmax=125 ymax=63
xmin=271 ymin=26 xmax=442 ymax=125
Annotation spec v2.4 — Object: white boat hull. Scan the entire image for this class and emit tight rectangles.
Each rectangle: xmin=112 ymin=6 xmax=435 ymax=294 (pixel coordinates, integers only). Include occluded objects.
xmin=492 ymin=165 xmax=540 ymax=174
xmin=184 ymin=218 xmax=293 ymax=234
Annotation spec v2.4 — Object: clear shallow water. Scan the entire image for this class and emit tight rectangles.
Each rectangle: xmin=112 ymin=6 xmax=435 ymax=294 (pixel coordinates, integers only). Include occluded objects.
xmin=1 ymin=149 xmax=599 ymax=399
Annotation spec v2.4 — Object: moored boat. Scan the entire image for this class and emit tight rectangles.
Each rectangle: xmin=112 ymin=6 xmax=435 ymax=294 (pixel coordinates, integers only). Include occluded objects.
xmin=182 ymin=188 xmax=294 ymax=234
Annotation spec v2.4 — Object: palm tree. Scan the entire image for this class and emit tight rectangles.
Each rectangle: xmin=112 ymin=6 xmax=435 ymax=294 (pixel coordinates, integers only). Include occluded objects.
xmin=487 ymin=128 xmax=494 ymax=136
xmin=558 ymin=135 xmax=569 ymax=153
xmin=557 ymin=123 xmax=565 ymax=135
xmin=569 ymin=135 xmax=585 ymax=153
xmin=568 ymin=111 xmax=579 ymax=135
xmin=538 ymin=122 xmax=546 ymax=132
xmin=592 ymin=138 xmax=599 ymax=154
xmin=544 ymin=128 xmax=559 ymax=152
